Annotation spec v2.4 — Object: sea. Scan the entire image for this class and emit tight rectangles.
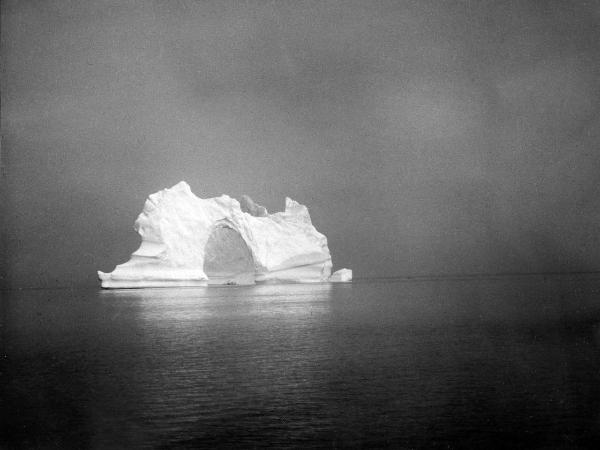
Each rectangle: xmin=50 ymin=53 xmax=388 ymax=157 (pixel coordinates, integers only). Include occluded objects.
xmin=2 ymin=275 xmax=600 ymax=448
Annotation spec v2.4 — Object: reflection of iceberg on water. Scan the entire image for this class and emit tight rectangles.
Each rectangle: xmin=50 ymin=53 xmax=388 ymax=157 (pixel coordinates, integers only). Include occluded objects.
xmin=98 ymin=182 xmax=352 ymax=288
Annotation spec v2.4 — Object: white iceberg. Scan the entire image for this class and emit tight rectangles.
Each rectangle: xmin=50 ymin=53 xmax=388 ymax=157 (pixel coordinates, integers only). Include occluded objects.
xmin=329 ymin=268 xmax=353 ymax=282
xmin=98 ymin=181 xmax=351 ymax=288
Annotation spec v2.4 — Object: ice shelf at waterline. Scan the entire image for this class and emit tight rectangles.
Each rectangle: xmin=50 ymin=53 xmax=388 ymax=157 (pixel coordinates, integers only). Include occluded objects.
xmin=98 ymin=182 xmax=352 ymax=288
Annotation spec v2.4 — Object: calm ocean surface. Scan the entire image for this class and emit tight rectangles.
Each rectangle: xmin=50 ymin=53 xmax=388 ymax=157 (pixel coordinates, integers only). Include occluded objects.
xmin=3 ymin=275 xmax=600 ymax=448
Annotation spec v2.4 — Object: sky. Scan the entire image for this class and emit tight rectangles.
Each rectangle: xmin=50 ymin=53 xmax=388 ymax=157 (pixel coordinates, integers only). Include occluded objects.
xmin=2 ymin=0 xmax=600 ymax=289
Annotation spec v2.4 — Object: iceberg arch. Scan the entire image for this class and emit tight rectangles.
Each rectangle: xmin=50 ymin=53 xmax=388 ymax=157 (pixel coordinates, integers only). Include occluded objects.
xmin=204 ymin=223 xmax=255 ymax=285
xmin=98 ymin=181 xmax=351 ymax=288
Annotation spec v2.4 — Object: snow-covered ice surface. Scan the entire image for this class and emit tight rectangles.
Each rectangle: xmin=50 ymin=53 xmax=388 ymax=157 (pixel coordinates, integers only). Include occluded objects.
xmin=98 ymin=182 xmax=351 ymax=288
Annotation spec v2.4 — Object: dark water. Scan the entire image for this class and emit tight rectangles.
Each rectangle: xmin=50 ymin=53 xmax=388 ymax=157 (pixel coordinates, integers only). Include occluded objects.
xmin=2 ymin=275 xmax=600 ymax=448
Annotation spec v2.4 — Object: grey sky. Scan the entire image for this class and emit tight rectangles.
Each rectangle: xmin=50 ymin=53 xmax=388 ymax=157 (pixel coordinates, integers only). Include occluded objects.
xmin=2 ymin=0 xmax=600 ymax=288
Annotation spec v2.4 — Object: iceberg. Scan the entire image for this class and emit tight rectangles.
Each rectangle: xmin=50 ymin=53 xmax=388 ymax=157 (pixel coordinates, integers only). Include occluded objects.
xmin=98 ymin=181 xmax=351 ymax=288
xmin=330 ymin=268 xmax=353 ymax=282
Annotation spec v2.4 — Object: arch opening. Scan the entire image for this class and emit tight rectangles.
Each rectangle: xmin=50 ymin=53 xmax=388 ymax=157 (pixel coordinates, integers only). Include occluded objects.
xmin=203 ymin=225 xmax=255 ymax=285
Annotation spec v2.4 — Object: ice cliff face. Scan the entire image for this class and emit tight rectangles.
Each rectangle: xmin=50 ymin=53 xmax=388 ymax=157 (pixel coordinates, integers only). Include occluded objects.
xmin=98 ymin=181 xmax=349 ymax=288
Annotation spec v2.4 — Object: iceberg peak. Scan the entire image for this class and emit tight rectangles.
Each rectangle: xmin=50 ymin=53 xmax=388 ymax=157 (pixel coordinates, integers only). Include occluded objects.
xmin=240 ymin=195 xmax=268 ymax=217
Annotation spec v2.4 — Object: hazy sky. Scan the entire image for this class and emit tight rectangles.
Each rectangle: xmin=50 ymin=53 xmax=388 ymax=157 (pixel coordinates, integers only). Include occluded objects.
xmin=2 ymin=0 xmax=600 ymax=289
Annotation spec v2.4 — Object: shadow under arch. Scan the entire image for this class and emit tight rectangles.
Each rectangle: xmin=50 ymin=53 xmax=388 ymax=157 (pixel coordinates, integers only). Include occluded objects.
xmin=203 ymin=221 xmax=255 ymax=285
